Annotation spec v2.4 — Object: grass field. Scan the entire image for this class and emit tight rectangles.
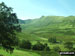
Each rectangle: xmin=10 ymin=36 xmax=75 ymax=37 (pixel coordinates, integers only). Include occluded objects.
xmin=0 ymin=49 xmax=40 ymax=56
xmin=0 ymin=48 xmax=62 ymax=56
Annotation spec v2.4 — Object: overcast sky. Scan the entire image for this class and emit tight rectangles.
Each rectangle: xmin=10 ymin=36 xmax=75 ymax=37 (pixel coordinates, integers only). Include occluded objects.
xmin=0 ymin=0 xmax=75 ymax=20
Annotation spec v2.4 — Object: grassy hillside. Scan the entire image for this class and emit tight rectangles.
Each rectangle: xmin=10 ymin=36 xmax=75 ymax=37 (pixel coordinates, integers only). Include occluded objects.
xmin=21 ymin=16 xmax=75 ymax=29
xmin=0 ymin=49 xmax=40 ymax=56
xmin=0 ymin=48 xmax=61 ymax=56
xmin=16 ymin=31 xmax=49 ymax=42
xmin=19 ymin=16 xmax=75 ymax=42
xmin=21 ymin=16 xmax=64 ymax=29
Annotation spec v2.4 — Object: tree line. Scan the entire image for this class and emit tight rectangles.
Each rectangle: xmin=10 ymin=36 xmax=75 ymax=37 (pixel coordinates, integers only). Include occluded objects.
xmin=18 ymin=39 xmax=75 ymax=51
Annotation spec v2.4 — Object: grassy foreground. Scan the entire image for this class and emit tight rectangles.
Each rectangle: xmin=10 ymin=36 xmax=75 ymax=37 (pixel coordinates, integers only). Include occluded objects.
xmin=0 ymin=49 xmax=40 ymax=56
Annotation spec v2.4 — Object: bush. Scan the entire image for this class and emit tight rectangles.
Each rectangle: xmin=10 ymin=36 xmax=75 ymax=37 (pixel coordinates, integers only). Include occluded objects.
xmin=44 ymin=43 xmax=50 ymax=51
xmin=19 ymin=40 xmax=32 ymax=49
xmin=32 ymin=42 xmax=45 ymax=51
xmin=32 ymin=42 xmax=50 ymax=51
xmin=53 ymin=46 xmax=61 ymax=52
xmin=45 ymin=46 xmax=50 ymax=51
xmin=70 ymin=48 xmax=75 ymax=51
xmin=73 ymin=48 xmax=75 ymax=51
xmin=14 ymin=37 xmax=20 ymax=46
xmin=48 ymin=37 xmax=57 ymax=43
xmin=64 ymin=42 xmax=73 ymax=50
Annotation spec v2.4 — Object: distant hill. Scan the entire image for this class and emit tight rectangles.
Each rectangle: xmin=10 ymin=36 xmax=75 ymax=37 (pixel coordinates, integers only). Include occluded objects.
xmin=24 ymin=16 xmax=64 ymax=27
xmin=18 ymin=19 xmax=32 ymax=24
xmin=21 ymin=16 xmax=75 ymax=29
xmin=18 ymin=16 xmax=75 ymax=42
xmin=20 ymin=16 xmax=65 ymax=30
xmin=18 ymin=19 xmax=25 ymax=24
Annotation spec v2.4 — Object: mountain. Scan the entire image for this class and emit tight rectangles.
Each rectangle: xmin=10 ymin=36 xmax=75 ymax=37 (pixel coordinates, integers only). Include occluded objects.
xmin=20 ymin=16 xmax=75 ymax=29
xmin=18 ymin=19 xmax=25 ymax=24
xmin=18 ymin=16 xmax=75 ymax=41
xmin=21 ymin=16 xmax=64 ymax=29
xmin=18 ymin=19 xmax=32 ymax=24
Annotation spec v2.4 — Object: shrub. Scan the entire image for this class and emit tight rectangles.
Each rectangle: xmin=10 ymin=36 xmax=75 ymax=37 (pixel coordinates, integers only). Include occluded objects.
xmin=48 ymin=37 xmax=57 ymax=43
xmin=44 ymin=43 xmax=50 ymax=51
xmin=53 ymin=46 xmax=61 ymax=52
xmin=32 ymin=42 xmax=45 ymax=51
xmin=19 ymin=40 xmax=32 ymax=49
xmin=45 ymin=46 xmax=50 ymax=51
xmin=14 ymin=37 xmax=20 ymax=46
xmin=64 ymin=42 xmax=73 ymax=50
xmin=32 ymin=42 xmax=50 ymax=51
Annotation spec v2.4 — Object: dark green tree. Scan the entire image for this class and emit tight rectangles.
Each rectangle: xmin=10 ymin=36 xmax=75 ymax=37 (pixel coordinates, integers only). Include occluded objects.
xmin=44 ymin=43 xmax=50 ymax=51
xmin=32 ymin=42 xmax=45 ymax=51
xmin=19 ymin=40 xmax=32 ymax=49
xmin=64 ymin=42 xmax=73 ymax=50
xmin=53 ymin=46 xmax=61 ymax=52
xmin=0 ymin=2 xmax=21 ymax=49
xmin=48 ymin=37 xmax=57 ymax=43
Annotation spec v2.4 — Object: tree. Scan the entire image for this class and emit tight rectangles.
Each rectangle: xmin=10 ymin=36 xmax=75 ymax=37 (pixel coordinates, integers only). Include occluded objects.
xmin=14 ymin=37 xmax=20 ymax=46
xmin=32 ymin=42 xmax=45 ymax=51
xmin=19 ymin=40 xmax=32 ymax=49
xmin=0 ymin=2 xmax=21 ymax=50
xmin=48 ymin=37 xmax=57 ymax=43
xmin=44 ymin=43 xmax=50 ymax=51
xmin=64 ymin=42 xmax=73 ymax=50
xmin=53 ymin=46 xmax=61 ymax=52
